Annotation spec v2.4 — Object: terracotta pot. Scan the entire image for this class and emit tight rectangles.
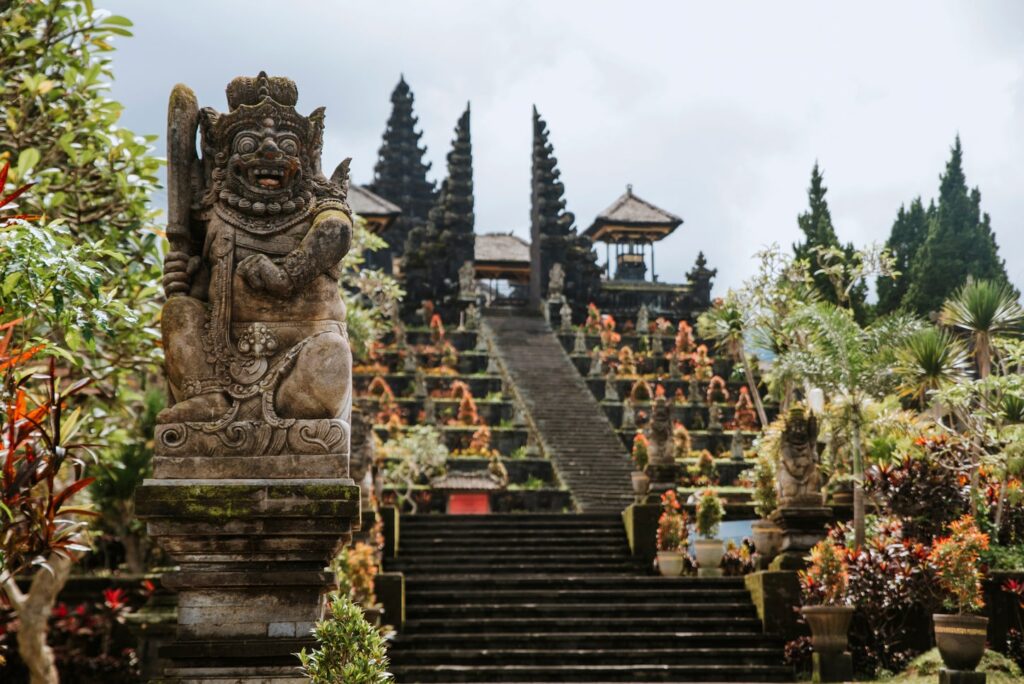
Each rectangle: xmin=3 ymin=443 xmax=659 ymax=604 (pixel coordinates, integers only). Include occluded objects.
xmin=802 ymin=605 xmax=854 ymax=654
xmin=694 ymin=538 xmax=724 ymax=577
xmin=750 ymin=519 xmax=781 ymax=558
xmin=934 ymin=613 xmax=988 ymax=671
xmin=631 ymin=471 xmax=650 ymax=496
xmin=656 ymin=551 xmax=684 ymax=577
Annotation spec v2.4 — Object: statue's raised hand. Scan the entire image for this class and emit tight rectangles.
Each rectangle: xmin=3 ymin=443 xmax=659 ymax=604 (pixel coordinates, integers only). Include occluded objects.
xmin=163 ymin=250 xmax=200 ymax=297
xmin=237 ymin=253 xmax=292 ymax=297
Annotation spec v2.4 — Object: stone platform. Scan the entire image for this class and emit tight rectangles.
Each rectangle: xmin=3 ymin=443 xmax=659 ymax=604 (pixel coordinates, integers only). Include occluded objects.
xmin=136 ymin=419 xmax=360 ymax=683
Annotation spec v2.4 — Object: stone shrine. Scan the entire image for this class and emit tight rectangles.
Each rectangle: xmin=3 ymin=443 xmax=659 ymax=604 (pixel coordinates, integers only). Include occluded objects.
xmin=135 ymin=73 xmax=361 ymax=683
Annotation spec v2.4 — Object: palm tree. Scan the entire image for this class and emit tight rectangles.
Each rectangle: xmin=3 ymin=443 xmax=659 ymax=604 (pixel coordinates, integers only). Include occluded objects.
xmin=939 ymin=279 xmax=1024 ymax=378
xmin=774 ymin=303 xmax=917 ymax=548
xmin=697 ymin=295 xmax=769 ymax=428
xmin=894 ymin=327 xmax=971 ymax=411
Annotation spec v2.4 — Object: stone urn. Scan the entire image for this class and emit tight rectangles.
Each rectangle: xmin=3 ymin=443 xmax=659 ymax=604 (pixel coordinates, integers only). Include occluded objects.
xmin=802 ymin=605 xmax=855 ymax=654
xmin=750 ymin=519 xmax=781 ymax=559
xmin=694 ymin=539 xmax=724 ymax=577
xmin=934 ymin=613 xmax=989 ymax=671
xmin=631 ymin=471 xmax=650 ymax=497
xmin=657 ymin=551 xmax=684 ymax=577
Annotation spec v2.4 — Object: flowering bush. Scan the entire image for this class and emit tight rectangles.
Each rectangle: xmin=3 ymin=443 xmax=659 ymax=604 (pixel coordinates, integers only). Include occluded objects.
xmin=584 ymin=303 xmax=601 ymax=334
xmin=692 ymin=345 xmax=713 ymax=380
xmin=733 ymin=387 xmax=758 ymax=430
xmin=674 ymin=321 xmax=695 ymax=355
xmin=800 ymin=538 xmax=848 ymax=606
xmin=706 ymin=375 xmax=729 ymax=403
xmin=656 ymin=490 xmax=688 ymax=552
xmin=629 ymin=379 xmax=653 ymax=403
xmin=298 ymin=593 xmax=391 ymax=684
xmin=631 ymin=432 xmax=649 ymax=471
xmin=672 ymin=422 xmax=692 ymax=459
xmin=333 ymin=543 xmax=379 ymax=608
xmin=750 ymin=452 xmax=778 ymax=519
xmin=686 ymin=450 xmax=718 ymax=486
xmin=721 ymin=539 xmax=756 ymax=576
xmin=929 ymin=514 xmax=989 ymax=615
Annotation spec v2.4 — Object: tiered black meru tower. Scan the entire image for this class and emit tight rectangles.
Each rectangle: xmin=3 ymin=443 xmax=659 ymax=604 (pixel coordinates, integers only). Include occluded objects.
xmin=359 ymin=95 xmax=790 ymax=682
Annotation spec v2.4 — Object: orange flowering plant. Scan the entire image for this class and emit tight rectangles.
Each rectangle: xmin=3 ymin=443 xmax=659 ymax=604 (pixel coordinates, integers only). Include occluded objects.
xmin=929 ymin=514 xmax=989 ymax=615
xmin=656 ymin=490 xmax=688 ymax=553
xmin=799 ymin=537 xmax=849 ymax=606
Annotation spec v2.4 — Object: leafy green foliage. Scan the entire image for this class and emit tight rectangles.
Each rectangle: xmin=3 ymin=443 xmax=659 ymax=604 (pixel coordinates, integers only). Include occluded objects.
xmin=297 ymin=593 xmax=392 ymax=684
xmin=749 ymin=451 xmax=778 ymax=519
xmin=380 ymin=425 xmax=448 ymax=513
xmin=694 ymin=488 xmax=724 ymax=539
xmin=342 ymin=218 xmax=404 ymax=362
xmin=930 ymin=514 xmax=990 ymax=614
xmin=940 ymin=278 xmax=1023 ymax=378
xmin=894 ymin=326 xmax=971 ymax=407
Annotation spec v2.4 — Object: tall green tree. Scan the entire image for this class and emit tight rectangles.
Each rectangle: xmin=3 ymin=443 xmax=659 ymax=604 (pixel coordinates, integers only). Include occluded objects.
xmin=368 ymin=76 xmax=437 ymax=269
xmin=876 ymin=198 xmax=931 ymax=315
xmin=903 ymin=137 xmax=1009 ymax=314
xmin=793 ymin=163 xmax=867 ymax=318
xmin=403 ymin=105 xmax=474 ymax=317
xmin=0 ymin=0 xmax=163 ymax=440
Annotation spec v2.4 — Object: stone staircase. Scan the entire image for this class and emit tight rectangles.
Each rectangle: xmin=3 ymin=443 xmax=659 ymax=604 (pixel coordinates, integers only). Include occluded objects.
xmin=484 ymin=310 xmax=634 ymax=513
xmin=386 ymin=514 xmax=791 ymax=683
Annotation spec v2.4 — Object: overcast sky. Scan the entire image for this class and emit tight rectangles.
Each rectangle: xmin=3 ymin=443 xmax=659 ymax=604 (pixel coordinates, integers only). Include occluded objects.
xmin=103 ymin=1 xmax=1024 ymax=296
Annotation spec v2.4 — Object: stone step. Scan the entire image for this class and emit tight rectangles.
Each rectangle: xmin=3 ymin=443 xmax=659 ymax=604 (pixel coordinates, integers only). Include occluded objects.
xmin=402 ymin=615 xmax=766 ymax=633
xmin=389 ymin=561 xmax=642 ymax=575
xmin=405 ymin=602 xmax=757 ymax=619
xmin=402 ymin=574 xmax=750 ymax=591
xmin=389 ymin=647 xmax=782 ymax=666
xmin=390 ymin=631 xmax=784 ymax=650
xmin=389 ymin=663 xmax=793 ymax=682
xmin=404 ymin=588 xmax=753 ymax=604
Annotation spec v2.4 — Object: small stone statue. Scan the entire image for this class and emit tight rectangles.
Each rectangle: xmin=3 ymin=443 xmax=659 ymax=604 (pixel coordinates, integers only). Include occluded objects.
xmin=487 ymin=354 xmax=501 ymax=375
xmin=621 ymin=397 xmax=636 ymax=429
xmin=402 ymin=350 xmax=417 ymax=374
xmin=778 ymin=406 xmax=822 ymax=507
xmin=459 ymin=260 xmax=476 ymax=300
xmin=670 ymin=352 xmax=681 ymax=379
xmin=688 ymin=376 xmax=701 ymax=403
xmin=525 ymin=432 xmax=541 ymax=458
xmin=646 ymin=396 xmax=673 ymax=467
xmin=573 ymin=328 xmax=587 ymax=354
xmin=350 ymin=409 xmax=375 ymax=510
xmin=730 ymin=429 xmax=745 ymax=462
xmin=513 ymin=402 xmax=528 ymax=427
xmin=394 ymin=321 xmax=408 ymax=351
xmin=708 ymin=403 xmax=723 ymax=431
xmin=464 ymin=303 xmax=480 ymax=330
xmin=548 ymin=262 xmax=565 ymax=301
xmin=588 ymin=353 xmax=603 ymax=378
xmin=475 ymin=328 xmax=489 ymax=352
xmin=604 ymin=368 xmax=619 ymax=402
xmin=413 ymin=368 xmax=428 ymax=399
xmin=422 ymin=394 xmax=437 ymax=426
xmin=559 ymin=301 xmax=573 ymax=332
xmin=636 ymin=304 xmax=649 ymax=335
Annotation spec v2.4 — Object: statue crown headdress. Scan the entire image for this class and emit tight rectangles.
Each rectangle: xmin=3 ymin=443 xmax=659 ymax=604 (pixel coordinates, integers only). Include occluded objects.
xmin=225 ymin=71 xmax=298 ymax=110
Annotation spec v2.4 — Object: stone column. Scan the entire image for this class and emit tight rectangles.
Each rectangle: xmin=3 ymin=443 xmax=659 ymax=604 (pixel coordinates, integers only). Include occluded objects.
xmin=136 ymin=420 xmax=359 ymax=682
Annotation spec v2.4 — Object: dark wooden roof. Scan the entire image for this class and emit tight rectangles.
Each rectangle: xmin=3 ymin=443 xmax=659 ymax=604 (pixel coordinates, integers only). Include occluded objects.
xmin=349 ymin=184 xmax=402 ymax=219
xmin=584 ymin=185 xmax=682 ymax=242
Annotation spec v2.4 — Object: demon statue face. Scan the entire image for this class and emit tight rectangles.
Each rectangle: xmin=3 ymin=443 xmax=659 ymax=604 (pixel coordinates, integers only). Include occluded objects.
xmin=647 ymin=396 xmax=674 ymax=467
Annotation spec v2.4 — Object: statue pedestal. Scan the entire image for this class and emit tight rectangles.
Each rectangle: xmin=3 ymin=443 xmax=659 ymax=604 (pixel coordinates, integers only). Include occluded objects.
xmin=136 ymin=420 xmax=360 ymax=683
xmin=645 ymin=463 xmax=681 ymax=502
xmin=768 ymin=505 xmax=832 ymax=571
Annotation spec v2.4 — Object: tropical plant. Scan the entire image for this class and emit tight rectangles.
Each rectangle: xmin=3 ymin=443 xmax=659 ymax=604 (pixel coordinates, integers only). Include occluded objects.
xmin=630 ymin=432 xmax=649 ymax=471
xmin=751 ymin=451 xmax=778 ymax=519
xmin=0 ymin=350 xmax=95 ymax=684
xmin=940 ymin=278 xmax=1024 ymax=379
xmin=799 ymin=537 xmax=848 ymax=606
xmin=656 ymin=490 xmax=688 ymax=552
xmin=894 ymin=326 xmax=971 ymax=410
xmin=773 ymin=302 xmax=919 ymax=547
xmin=929 ymin=514 xmax=990 ymax=615
xmin=379 ymin=425 xmax=448 ymax=513
xmin=697 ymin=294 xmax=768 ymax=426
xmin=694 ymin=489 xmax=724 ymax=539
xmin=297 ymin=593 xmax=392 ymax=684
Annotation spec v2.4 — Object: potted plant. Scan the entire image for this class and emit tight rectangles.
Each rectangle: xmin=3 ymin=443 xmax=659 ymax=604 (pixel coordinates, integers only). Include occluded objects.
xmin=693 ymin=489 xmax=725 ymax=577
xmin=631 ymin=431 xmax=651 ymax=496
xmin=749 ymin=452 xmax=781 ymax=561
xmin=799 ymin=537 xmax=855 ymax=658
xmin=656 ymin=490 xmax=688 ymax=577
xmin=929 ymin=514 xmax=990 ymax=672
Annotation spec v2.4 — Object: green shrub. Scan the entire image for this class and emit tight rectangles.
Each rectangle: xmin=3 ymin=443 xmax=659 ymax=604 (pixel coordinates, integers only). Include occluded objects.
xmin=297 ymin=593 xmax=392 ymax=684
xmin=695 ymin=489 xmax=724 ymax=539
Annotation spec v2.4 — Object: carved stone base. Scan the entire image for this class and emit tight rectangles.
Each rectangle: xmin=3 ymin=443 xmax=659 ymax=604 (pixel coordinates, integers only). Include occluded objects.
xmin=137 ymin=419 xmax=359 ymax=683
xmin=644 ymin=463 xmax=681 ymax=502
xmin=768 ymin=506 xmax=832 ymax=571
xmin=812 ymin=651 xmax=852 ymax=683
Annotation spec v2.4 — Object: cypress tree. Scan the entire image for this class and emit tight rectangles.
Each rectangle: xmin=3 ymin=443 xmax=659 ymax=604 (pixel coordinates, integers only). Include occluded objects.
xmin=530 ymin=107 xmax=601 ymax=312
xmin=368 ymin=76 xmax=437 ymax=267
xmin=792 ymin=163 xmax=867 ymax=318
xmin=875 ymin=198 xmax=930 ymax=315
xmin=404 ymin=104 xmax=475 ymax=317
xmin=903 ymin=137 xmax=1010 ymax=314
